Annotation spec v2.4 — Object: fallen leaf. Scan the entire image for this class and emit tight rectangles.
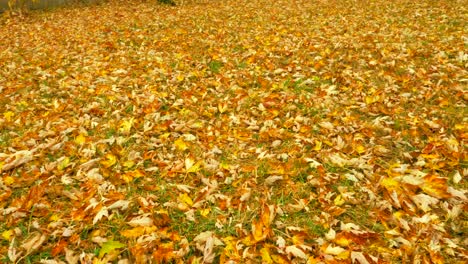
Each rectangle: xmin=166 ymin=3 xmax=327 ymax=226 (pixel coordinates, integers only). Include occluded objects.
xmin=2 ymin=230 xmax=14 ymax=241
xmin=21 ymin=233 xmax=47 ymax=253
xmin=99 ymin=240 xmax=126 ymax=258
xmin=351 ymin=251 xmax=370 ymax=264
xmin=421 ymin=175 xmax=451 ymax=198
xmin=1 ymin=150 xmax=34 ymax=171
xmin=285 ymin=245 xmax=307 ymax=259
xmin=260 ymin=247 xmax=273 ymax=264
xmin=100 ymin=153 xmax=117 ymax=168
xmin=174 ymin=138 xmax=188 ymax=151
xmin=75 ymin=134 xmax=86 ymax=145
xmin=127 ymin=216 xmax=154 ymax=227
xmin=93 ymin=207 xmax=109 ymax=225
xmin=324 ymin=244 xmax=346 ymax=255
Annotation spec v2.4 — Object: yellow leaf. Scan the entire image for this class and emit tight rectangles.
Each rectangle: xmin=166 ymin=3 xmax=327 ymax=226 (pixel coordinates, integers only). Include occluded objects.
xmin=365 ymin=95 xmax=379 ymax=105
xmin=178 ymin=193 xmax=193 ymax=207
xmin=252 ymin=219 xmax=266 ymax=242
xmin=177 ymin=75 xmax=185 ymax=82
xmin=187 ymin=160 xmax=203 ymax=172
xmin=119 ymin=118 xmax=134 ymax=134
xmin=121 ymin=173 xmax=133 ymax=183
xmin=271 ymin=254 xmax=289 ymax=264
xmin=122 ymin=170 xmax=145 ymax=183
xmin=220 ymin=162 xmax=230 ymax=170
xmin=334 ymin=195 xmax=345 ymax=206
xmin=49 ymin=214 xmax=60 ymax=222
xmin=260 ymin=247 xmax=273 ymax=264
xmin=174 ymin=138 xmax=188 ymax=151
xmin=313 ymin=140 xmax=322 ymax=151
xmin=101 ymin=153 xmax=117 ymax=168
xmin=3 ymin=111 xmax=14 ymax=122
xmin=454 ymin=123 xmax=464 ymax=130
xmin=121 ymin=227 xmax=145 ymax=238
xmin=200 ymin=208 xmax=210 ymax=217
xmin=58 ymin=157 xmax=70 ymax=170
xmin=1 ymin=230 xmax=13 ymax=240
xmin=381 ymin=177 xmax=399 ymax=191
xmin=336 ymin=250 xmax=350 ymax=260
xmin=132 ymin=170 xmax=145 ymax=178
xmin=218 ymin=102 xmax=228 ymax=113
xmin=393 ymin=210 xmax=404 ymax=219
xmin=122 ymin=160 xmax=135 ymax=168
xmin=185 ymin=159 xmax=203 ymax=173
xmin=335 ymin=235 xmax=351 ymax=247
xmin=308 ymin=256 xmax=321 ymax=264
xmin=355 ymin=144 xmax=365 ymax=154
xmin=159 ymin=133 xmax=171 ymax=140
xmin=179 ymin=108 xmax=192 ymax=116
xmin=3 ymin=176 xmax=15 ymax=186
xmin=18 ymin=101 xmax=28 ymax=107
xmin=75 ymin=134 xmax=86 ymax=145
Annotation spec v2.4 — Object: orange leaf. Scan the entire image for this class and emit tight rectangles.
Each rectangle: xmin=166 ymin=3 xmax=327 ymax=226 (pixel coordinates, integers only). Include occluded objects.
xmin=252 ymin=219 xmax=266 ymax=242
xmin=152 ymin=243 xmax=175 ymax=263
xmin=51 ymin=240 xmax=68 ymax=257
xmin=261 ymin=204 xmax=272 ymax=227
xmin=421 ymin=175 xmax=451 ymax=199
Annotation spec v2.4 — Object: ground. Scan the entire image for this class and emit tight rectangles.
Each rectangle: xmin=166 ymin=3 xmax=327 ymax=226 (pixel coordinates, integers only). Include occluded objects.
xmin=0 ymin=0 xmax=466 ymax=263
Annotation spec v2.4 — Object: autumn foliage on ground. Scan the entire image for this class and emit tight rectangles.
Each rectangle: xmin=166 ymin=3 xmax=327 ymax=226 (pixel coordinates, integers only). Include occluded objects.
xmin=0 ymin=0 xmax=466 ymax=263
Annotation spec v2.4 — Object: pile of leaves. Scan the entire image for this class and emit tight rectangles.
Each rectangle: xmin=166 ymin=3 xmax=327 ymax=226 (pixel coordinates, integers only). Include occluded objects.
xmin=0 ymin=0 xmax=466 ymax=263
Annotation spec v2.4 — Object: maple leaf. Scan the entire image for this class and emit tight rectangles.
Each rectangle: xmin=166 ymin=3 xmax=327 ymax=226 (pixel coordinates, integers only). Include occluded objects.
xmin=285 ymin=245 xmax=307 ymax=260
xmin=0 ymin=150 xmax=34 ymax=171
xmin=118 ymin=118 xmax=134 ymax=135
xmin=127 ymin=216 xmax=154 ymax=227
xmin=185 ymin=158 xmax=203 ymax=173
xmin=100 ymin=153 xmax=117 ymax=168
xmin=174 ymin=137 xmax=188 ymax=151
xmin=260 ymin=247 xmax=273 ymax=263
xmin=93 ymin=207 xmax=109 ymax=225
xmin=3 ymin=111 xmax=15 ymax=122
xmin=21 ymin=233 xmax=47 ymax=254
xmin=75 ymin=134 xmax=86 ymax=145
xmin=1 ymin=230 xmax=14 ymax=241
xmin=98 ymin=240 xmax=126 ymax=258
xmin=421 ymin=175 xmax=451 ymax=199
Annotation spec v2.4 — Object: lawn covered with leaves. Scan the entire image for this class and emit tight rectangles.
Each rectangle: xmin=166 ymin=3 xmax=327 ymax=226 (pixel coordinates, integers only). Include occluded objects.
xmin=0 ymin=0 xmax=466 ymax=263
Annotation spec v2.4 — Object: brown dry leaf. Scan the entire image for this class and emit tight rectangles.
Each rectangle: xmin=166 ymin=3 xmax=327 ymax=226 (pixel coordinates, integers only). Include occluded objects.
xmin=21 ymin=233 xmax=47 ymax=253
xmin=0 ymin=150 xmax=34 ymax=171
xmin=8 ymin=238 xmax=21 ymax=263
xmin=351 ymin=251 xmax=370 ymax=264
xmin=285 ymin=245 xmax=307 ymax=260
xmin=127 ymin=216 xmax=154 ymax=227
xmin=193 ymin=231 xmax=223 ymax=263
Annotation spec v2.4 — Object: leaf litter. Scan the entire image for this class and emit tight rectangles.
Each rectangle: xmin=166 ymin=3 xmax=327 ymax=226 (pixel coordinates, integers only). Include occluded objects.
xmin=0 ymin=0 xmax=466 ymax=263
